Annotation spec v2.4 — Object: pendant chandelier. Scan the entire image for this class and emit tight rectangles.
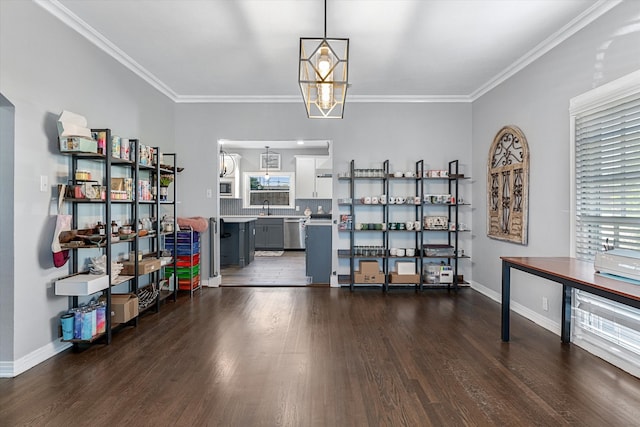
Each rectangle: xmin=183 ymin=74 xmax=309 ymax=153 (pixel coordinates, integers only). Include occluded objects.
xmin=264 ymin=146 xmax=270 ymax=181
xmin=298 ymin=0 xmax=349 ymax=119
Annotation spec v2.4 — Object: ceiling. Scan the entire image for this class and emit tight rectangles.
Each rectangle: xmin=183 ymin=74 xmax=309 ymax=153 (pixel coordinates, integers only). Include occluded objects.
xmin=38 ymin=0 xmax=616 ymax=103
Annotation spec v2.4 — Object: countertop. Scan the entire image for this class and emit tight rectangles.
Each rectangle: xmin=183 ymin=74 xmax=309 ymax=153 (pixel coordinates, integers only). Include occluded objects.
xmin=222 ymin=215 xmax=308 ymax=220
xmin=221 ymin=216 xmax=258 ymax=223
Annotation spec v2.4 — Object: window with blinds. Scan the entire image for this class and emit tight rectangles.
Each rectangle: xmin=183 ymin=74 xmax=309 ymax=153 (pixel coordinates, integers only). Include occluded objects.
xmin=574 ymin=95 xmax=640 ymax=259
xmin=570 ymin=70 xmax=640 ymax=378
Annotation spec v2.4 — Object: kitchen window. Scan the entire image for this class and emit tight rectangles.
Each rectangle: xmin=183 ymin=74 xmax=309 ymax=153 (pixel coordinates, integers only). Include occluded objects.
xmin=243 ymin=172 xmax=295 ymax=209
xmin=570 ymin=70 xmax=640 ymax=377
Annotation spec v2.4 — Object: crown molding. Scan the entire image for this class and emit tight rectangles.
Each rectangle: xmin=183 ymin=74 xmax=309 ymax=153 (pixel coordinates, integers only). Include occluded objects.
xmin=470 ymin=0 xmax=622 ymax=101
xmin=34 ymin=0 xmax=179 ymax=102
xmin=37 ymin=0 xmax=621 ymax=105
xmin=174 ymin=94 xmax=472 ymax=103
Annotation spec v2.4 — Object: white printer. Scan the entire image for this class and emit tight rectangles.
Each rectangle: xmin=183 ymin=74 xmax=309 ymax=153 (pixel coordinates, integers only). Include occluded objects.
xmin=594 ymin=249 xmax=640 ymax=281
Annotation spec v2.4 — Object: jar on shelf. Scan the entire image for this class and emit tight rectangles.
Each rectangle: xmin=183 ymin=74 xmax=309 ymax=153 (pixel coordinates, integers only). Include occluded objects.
xmin=75 ymin=170 xmax=91 ymax=181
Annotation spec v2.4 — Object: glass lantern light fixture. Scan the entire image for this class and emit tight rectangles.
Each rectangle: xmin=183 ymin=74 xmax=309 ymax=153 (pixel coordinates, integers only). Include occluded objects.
xmin=264 ymin=146 xmax=270 ymax=181
xmin=299 ymin=0 xmax=349 ymax=119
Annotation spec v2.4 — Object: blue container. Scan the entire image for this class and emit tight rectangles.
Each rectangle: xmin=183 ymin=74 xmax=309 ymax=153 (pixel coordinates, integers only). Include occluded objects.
xmin=60 ymin=313 xmax=74 ymax=340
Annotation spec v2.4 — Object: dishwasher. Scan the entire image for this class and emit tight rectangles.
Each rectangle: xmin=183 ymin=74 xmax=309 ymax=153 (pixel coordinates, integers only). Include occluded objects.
xmin=284 ymin=218 xmax=306 ymax=249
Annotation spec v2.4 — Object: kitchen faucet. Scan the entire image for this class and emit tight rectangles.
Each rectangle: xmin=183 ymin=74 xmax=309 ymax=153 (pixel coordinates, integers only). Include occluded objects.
xmin=263 ymin=199 xmax=271 ymax=216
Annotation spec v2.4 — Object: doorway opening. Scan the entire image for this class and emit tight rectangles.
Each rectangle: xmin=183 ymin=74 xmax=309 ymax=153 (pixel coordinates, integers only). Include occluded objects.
xmin=217 ymin=139 xmax=333 ymax=286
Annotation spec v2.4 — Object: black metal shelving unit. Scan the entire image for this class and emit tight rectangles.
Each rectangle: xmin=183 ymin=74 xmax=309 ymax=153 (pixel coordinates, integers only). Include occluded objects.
xmin=57 ymin=134 xmax=180 ymax=347
xmin=338 ymin=159 xmax=470 ymax=292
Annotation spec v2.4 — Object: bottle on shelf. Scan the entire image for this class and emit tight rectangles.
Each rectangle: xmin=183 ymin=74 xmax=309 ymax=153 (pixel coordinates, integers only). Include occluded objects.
xmin=96 ymin=221 xmax=105 ymax=236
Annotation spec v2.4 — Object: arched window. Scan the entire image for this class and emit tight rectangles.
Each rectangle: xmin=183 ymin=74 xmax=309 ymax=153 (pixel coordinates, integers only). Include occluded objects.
xmin=487 ymin=126 xmax=529 ymax=245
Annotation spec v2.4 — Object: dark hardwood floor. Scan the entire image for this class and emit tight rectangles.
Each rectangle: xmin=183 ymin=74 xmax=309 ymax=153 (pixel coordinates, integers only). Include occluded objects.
xmin=2 ymin=287 xmax=640 ymax=426
xmin=221 ymin=251 xmax=308 ymax=286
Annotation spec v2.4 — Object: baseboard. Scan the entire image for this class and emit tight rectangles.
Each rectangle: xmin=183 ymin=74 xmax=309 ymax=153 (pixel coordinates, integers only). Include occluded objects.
xmin=470 ymin=280 xmax=561 ymax=336
xmin=0 ymin=340 xmax=71 ymax=378
xmin=204 ymin=276 xmax=221 ymax=287
xmin=330 ymin=275 xmax=340 ymax=287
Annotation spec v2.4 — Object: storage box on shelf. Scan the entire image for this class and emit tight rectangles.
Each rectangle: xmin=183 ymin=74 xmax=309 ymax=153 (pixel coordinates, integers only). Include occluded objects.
xmin=337 ymin=158 xmax=470 ymax=292
xmin=164 ymin=227 xmax=201 ymax=297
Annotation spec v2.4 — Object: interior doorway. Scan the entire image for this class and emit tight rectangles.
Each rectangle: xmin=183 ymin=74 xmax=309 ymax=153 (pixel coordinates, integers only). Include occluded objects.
xmin=217 ymin=139 xmax=333 ymax=286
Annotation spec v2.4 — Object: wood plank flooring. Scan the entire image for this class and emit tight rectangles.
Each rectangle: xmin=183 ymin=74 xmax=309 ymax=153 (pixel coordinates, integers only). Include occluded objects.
xmin=221 ymin=250 xmax=308 ymax=286
xmin=2 ymin=287 xmax=640 ymax=426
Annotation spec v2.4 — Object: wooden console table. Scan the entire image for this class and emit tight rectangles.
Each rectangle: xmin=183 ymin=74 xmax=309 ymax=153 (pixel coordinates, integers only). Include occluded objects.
xmin=501 ymin=257 xmax=640 ymax=343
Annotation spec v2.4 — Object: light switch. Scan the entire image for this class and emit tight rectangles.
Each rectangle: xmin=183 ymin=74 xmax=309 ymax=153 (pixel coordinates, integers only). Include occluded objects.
xmin=40 ymin=175 xmax=48 ymax=192
xmin=206 ymin=188 xmax=212 ymax=198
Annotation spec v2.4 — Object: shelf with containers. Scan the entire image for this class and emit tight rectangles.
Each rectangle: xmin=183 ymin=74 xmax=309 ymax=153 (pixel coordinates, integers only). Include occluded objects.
xmin=337 ymin=160 xmax=388 ymax=291
xmin=55 ymin=130 xmax=180 ymax=345
xmin=164 ymin=226 xmax=201 ymax=298
xmin=337 ymin=159 xmax=470 ymax=292
xmin=420 ymin=160 xmax=471 ymax=290
xmin=384 ymin=160 xmax=424 ymax=290
xmin=56 ymin=129 xmax=139 ymax=345
xmin=134 ymin=151 xmax=178 ymax=312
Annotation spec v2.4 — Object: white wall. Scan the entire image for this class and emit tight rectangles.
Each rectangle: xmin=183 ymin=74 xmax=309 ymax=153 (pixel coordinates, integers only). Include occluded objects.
xmin=471 ymin=1 xmax=640 ymax=331
xmin=0 ymin=95 xmax=16 ymax=364
xmin=175 ymin=102 xmax=472 ymax=284
xmin=0 ymin=1 xmax=175 ymax=375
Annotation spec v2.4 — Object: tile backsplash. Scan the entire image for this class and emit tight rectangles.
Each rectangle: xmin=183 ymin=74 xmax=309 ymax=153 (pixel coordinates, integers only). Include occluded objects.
xmin=221 ymin=198 xmax=332 ymax=217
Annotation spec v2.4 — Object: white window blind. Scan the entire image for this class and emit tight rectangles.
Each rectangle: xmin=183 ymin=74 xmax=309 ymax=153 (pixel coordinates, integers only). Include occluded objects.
xmin=570 ymin=70 xmax=640 ymax=378
xmin=574 ymin=95 xmax=640 ymax=259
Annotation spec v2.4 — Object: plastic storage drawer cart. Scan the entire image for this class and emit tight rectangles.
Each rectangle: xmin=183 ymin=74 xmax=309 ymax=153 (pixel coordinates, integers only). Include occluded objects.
xmin=164 ymin=228 xmax=201 ymax=296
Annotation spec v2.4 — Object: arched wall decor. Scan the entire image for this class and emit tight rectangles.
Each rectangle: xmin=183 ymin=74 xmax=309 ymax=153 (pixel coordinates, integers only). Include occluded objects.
xmin=487 ymin=125 xmax=529 ymax=245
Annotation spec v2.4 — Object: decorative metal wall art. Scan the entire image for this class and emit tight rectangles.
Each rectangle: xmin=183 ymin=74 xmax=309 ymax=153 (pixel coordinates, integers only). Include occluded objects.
xmin=487 ymin=125 xmax=529 ymax=245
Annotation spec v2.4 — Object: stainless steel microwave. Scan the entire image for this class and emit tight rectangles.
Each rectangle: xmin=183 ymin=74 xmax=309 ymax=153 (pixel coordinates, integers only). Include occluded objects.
xmin=220 ymin=179 xmax=234 ymax=197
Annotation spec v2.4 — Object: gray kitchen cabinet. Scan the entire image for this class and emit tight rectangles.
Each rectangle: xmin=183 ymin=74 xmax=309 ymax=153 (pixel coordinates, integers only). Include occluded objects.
xmin=220 ymin=218 xmax=256 ymax=267
xmin=255 ymin=217 xmax=284 ymax=250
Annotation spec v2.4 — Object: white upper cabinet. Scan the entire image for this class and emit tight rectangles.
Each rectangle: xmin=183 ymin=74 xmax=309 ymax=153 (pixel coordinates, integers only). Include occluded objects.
xmin=295 ymin=155 xmax=332 ymax=199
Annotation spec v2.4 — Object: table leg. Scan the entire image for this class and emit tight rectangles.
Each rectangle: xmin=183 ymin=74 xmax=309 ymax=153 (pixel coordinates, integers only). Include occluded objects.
xmin=501 ymin=260 xmax=511 ymax=342
xmin=561 ymin=285 xmax=572 ymax=343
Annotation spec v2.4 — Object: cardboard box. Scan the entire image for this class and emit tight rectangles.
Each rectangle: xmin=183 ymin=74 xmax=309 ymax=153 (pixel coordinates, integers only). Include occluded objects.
xmin=389 ymin=272 xmax=421 ymax=284
xmin=396 ymin=261 xmax=416 ymax=275
xmin=354 ymin=272 xmax=385 ymax=284
xmin=111 ymin=178 xmax=125 ymax=191
xmin=121 ymin=258 xmax=161 ymax=275
xmin=359 ymin=261 xmax=380 ymax=274
xmin=55 ymin=274 xmax=109 ymax=296
xmin=59 ymin=136 xmax=97 ymax=153
xmin=111 ymin=293 xmax=139 ymax=323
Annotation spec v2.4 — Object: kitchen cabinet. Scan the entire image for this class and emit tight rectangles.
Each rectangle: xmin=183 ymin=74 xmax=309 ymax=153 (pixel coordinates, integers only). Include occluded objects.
xmin=295 ymin=156 xmax=332 ymax=199
xmin=255 ymin=217 xmax=284 ymax=250
xmin=337 ymin=159 xmax=470 ymax=291
xmin=305 ymin=222 xmax=332 ymax=284
xmin=220 ymin=217 xmax=256 ymax=267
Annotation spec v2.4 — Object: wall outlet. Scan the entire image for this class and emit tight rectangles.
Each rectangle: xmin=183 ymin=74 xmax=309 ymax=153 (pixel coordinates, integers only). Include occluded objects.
xmin=542 ymin=296 xmax=549 ymax=311
xmin=295 ymin=205 xmax=300 ymax=211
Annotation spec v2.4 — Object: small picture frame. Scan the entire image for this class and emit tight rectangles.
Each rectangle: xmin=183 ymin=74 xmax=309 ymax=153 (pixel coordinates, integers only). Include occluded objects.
xmin=260 ymin=152 xmax=281 ymax=171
